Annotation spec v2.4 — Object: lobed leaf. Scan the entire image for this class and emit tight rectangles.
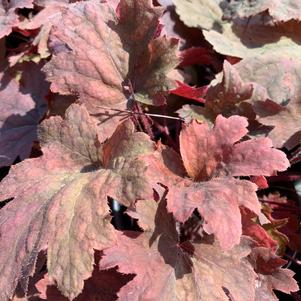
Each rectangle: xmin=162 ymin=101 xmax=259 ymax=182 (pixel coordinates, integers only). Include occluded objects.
xmin=187 ymin=57 xmax=301 ymax=148
xmin=0 ymin=0 xmax=33 ymax=38
xmin=224 ymin=0 xmax=301 ymax=23
xmin=43 ymin=0 xmax=179 ymax=115
xmin=101 ymin=199 xmax=257 ymax=301
xmin=0 ymin=62 xmax=48 ymax=167
xmin=249 ymin=247 xmax=299 ymax=300
xmin=180 ymin=115 xmax=289 ymax=180
xmin=173 ymin=0 xmax=223 ymax=31
xmin=150 ymin=115 xmax=289 ymax=250
xmin=0 ymin=103 xmax=155 ymax=300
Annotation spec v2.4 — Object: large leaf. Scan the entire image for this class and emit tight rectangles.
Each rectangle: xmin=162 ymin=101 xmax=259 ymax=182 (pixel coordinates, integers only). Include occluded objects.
xmin=43 ymin=0 xmax=179 ymax=113
xmin=203 ymin=17 xmax=301 ymax=59
xmin=174 ymin=0 xmax=301 ymax=59
xmin=101 ymin=198 xmax=257 ymax=301
xmin=0 ymin=104 xmax=155 ymax=300
xmin=223 ymin=56 xmax=301 ymax=148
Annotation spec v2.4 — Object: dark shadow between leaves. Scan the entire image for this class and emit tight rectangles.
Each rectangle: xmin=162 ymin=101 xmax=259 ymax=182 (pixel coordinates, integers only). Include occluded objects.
xmin=16 ymin=250 xmax=135 ymax=301
xmin=0 ymin=62 xmax=48 ymax=167
xmin=149 ymin=197 xmax=193 ymax=279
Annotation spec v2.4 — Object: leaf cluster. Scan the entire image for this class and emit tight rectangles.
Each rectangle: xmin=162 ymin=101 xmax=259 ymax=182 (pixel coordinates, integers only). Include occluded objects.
xmin=0 ymin=0 xmax=300 ymax=300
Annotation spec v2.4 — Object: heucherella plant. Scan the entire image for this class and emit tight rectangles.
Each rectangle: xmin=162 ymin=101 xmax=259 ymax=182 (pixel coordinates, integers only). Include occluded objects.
xmin=0 ymin=0 xmax=300 ymax=300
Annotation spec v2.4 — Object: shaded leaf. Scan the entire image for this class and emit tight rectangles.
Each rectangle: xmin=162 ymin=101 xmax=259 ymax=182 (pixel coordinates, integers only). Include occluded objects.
xmin=241 ymin=208 xmax=278 ymax=251
xmin=262 ymin=193 xmax=301 ymax=253
xmin=179 ymin=47 xmax=214 ymax=67
xmin=199 ymin=57 xmax=301 ymax=148
xmin=205 ymin=60 xmax=254 ymax=117
xmin=167 ymin=178 xmax=259 ymax=250
xmin=225 ymin=0 xmax=301 ymax=23
xmin=35 ymin=267 xmax=134 ymax=301
xmin=0 ymin=62 xmax=48 ymax=167
xmin=101 ymin=198 xmax=257 ymax=300
xmin=176 ymin=104 xmax=210 ymax=124
xmin=174 ymin=0 xmax=301 ymax=59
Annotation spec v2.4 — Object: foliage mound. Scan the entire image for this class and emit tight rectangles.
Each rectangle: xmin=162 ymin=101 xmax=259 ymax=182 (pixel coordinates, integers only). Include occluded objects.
xmin=0 ymin=0 xmax=300 ymax=300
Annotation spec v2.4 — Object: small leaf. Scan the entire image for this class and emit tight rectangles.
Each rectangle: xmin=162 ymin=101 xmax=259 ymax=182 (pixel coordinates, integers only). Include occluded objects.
xmin=0 ymin=0 xmax=33 ymax=38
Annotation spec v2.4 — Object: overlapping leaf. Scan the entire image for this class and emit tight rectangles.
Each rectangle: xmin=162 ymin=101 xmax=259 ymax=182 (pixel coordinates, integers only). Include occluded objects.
xmin=148 ymin=115 xmax=289 ymax=250
xmin=0 ymin=62 xmax=48 ymax=167
xmin=224 ymin=0 xmax=301 ymax=23
xmin=180 ymin=58 xmax=301 ymax=148
xmin=43 ymin=0 xmax=179 ymax=116
xmin=174 ymin=0 xmax=301 ymax=59
xmin=0 ymin=0 xmax=299 ymax=300
xmin=0 ymin=0 xmax=33 ymax=38
xmin=18 ymin=0 xmax=69 ymax=58
xmin=100 ymin=198 xmax=257 ymax=301
xmin=249 ymin=247 xmax=299 ymax=300
xmin=173 ymin=0 xmax=223 ymax=31
xmin=0 ymin=103 xmax=155 ymax=300
xmin=262 ymin=193 xmax=301 ymax=253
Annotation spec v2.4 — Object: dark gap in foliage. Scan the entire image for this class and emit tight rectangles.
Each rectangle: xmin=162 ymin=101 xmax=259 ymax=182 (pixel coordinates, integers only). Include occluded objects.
xmin=5 ymin=31 xmax=31 ymax=50
xmin=108 ymin=197 xmax=142 ymax=231
xmin=18 ymin=8 xmax=36 ymax=18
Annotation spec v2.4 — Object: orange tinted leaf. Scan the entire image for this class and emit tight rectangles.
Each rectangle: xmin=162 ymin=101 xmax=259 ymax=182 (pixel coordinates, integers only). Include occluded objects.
xmin=153 ymin=115 xmax=289 ymax=249
xmin=43 ymin=0 xmax=179 ymax=113
xmin=102 ymin=199 xmax=257 ymax=300
xmin=0 ymin=104 xmax=155 ymax=300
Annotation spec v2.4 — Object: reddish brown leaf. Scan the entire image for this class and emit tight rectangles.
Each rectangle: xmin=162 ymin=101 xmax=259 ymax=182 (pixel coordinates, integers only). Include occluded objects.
xmin=0 ymin=62 xmax=48 ymax=167
xmin=205 ymin=61 xmax=254 ymax=116
xmin=167 ymin=178 xmax=260 ymax=250
xmin=250 ymin=175 xmax=269 ymax=189
xmin=241 ymin=208 xmax=278 ymax=251
xmin=0 ymin=104 xmax=155 ymax=300
xmin=180 ymin=115 xmax=289 ymax=180
xmin=262 ymin=193 xmax=301 ymax=253
xmin=149 ymin=115 xmax=289 ymax=250
xmin=43 ymin=0 xmax=179 ymax=117
xmin=101 ymin=199 xmax=257 ymax=300
xmin=179 ymin=47 xmax=214 ymax=67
